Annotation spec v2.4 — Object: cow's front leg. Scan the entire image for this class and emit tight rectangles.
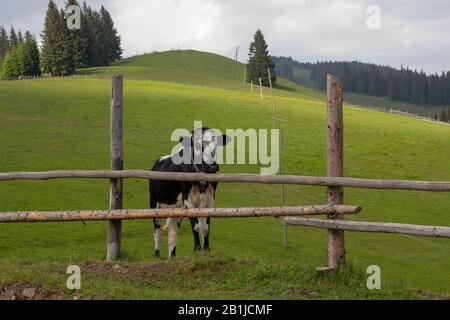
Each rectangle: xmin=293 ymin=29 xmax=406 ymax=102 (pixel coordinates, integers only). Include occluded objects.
xmin=200 ymin=184 xmax=215 ymax=252
xmin=167 ymin=218 xmax=181 ymax=258
xmin=153 ymin=218 xmax=162 ymax=258
xmin=185 ymin=190 xmax=202 ymax=253
xmin=190 ymin=218 xmax=202 ymax=252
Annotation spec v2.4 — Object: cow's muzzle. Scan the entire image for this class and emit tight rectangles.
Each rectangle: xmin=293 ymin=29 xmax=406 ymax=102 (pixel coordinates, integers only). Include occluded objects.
xmin=206 ymin=164 xmax=219 ymax=173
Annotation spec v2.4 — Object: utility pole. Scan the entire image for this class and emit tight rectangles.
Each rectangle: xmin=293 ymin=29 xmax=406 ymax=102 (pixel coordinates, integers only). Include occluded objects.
xmin=235 ymin=46 xmax=240 ymax=72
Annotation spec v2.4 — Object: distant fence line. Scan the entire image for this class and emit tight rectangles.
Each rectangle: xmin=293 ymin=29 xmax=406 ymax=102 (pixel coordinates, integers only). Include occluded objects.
xmin=351 ymin=105 xmax=450 ymax=127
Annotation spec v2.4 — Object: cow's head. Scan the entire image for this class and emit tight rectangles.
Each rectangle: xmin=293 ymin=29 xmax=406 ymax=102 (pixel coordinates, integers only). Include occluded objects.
xmin=180 ymin=127 xmax=231 ymax=173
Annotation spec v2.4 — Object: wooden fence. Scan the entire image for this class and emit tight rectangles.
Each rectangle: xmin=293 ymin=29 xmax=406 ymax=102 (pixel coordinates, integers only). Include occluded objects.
xmin=351 ymin=105 xmax=450 ymax=127
xmin=1 ymin=74 xmax=449 ymax=274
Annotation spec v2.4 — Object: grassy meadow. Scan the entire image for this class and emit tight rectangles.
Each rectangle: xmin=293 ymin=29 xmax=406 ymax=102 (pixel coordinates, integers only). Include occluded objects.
xmin=0 ymin=51 xmax=449 ymax=299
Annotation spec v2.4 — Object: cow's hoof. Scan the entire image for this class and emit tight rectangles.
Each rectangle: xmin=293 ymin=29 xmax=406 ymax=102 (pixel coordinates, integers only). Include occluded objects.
xmin=154 ymin=250 xmax=161 ymax=258
xmin=203 ymin=247 xmax=211 ymax=253
xmin=170 ymin=247 xmax=176 ymax=258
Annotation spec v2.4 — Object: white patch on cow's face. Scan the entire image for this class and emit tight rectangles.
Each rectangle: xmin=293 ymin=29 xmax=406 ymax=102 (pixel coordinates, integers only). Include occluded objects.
xmin=202 ymin=129 xmax=220 ymax=165
xmin=193 ymin=133 xmax=203 ymax=158
xmin=190 ymin=128 xmax=231 ymax=167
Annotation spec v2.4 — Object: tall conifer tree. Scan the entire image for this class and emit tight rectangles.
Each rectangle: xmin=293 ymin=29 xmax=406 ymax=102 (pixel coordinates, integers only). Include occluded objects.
xmin=0 ymin=26 xmax=9 ymax=61
xmin=65 ymin=0 xmax=89 ymax=68
xmin=100 ymin=6 xmax=122 ymax=64
xmin=246 ymin=29 xmax=276 ymax=86
xmin=17 ymin=30 xmax=23 ymax=43
xmin=21 ymin=32 xmax=41 ymax=76
xmin=41 ymin=0 xmax=75 ymax=75
xmin=9 ymin=26 xmax=19 ymax=48
xmin=1 ymin=46 xmax=21 ymax=77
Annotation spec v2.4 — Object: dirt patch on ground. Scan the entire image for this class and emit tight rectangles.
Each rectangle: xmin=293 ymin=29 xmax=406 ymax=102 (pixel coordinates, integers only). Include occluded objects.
xmin=286 ymin=288 xmax=321 ymax=299
xmin=412 ymin=289 xmax=450 ymax=300
xmin=0 ymin=257 xmax=256 ymax=300
xmin=0 ymin=283 xmax=63 ymax=300
xmin=83 ymin=260 xmax=190 ymax=281
xmin=82 ymin=257 xmax=253 ymax=281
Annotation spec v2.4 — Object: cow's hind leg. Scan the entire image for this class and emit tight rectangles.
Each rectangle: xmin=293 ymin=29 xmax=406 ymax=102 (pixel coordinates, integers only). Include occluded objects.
xmin=203 ymin=217 xmax=211 ymax=252
xmin=190 ymin=218 xmax=202 ymax=252
xmin=153 ymin=218 xmax=162 ymax=258
xmin=167 ymin=218 xmax=181 ymax=258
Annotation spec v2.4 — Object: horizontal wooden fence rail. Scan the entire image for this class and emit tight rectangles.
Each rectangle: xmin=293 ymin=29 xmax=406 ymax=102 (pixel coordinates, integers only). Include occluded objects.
xmin=0 ymin=205 xmax=361 ymax=223
xmin=1 ymin=170 xmax=450 ymax=191
xmin=284 ymin=218 xmax=450 ymax=238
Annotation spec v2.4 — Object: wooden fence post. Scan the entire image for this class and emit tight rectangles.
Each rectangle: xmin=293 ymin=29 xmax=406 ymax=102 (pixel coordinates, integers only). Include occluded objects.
xmin=107 ymin=75 xmax=124 ymax=261
xmin=326 ymin=74 xmax=345 ymax=273
xmin=259 ymin=77 xmax=263 ymax=100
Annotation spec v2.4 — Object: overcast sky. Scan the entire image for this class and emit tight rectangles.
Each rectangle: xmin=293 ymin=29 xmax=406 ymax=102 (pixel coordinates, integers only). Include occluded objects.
xmin=1 ymin=0 xmax=449 ymax=74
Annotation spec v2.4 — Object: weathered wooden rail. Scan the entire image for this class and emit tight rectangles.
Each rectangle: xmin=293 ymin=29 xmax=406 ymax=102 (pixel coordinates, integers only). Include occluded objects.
xmin=0 ymin=205 xmax=361 ymax=223
xmin=284 ymin=218 xmax=450 ymax=238
xmin=1 ymin=74 xmax=449 ymax=275
xmin=1 ymin=170 xmax=450 ymax=191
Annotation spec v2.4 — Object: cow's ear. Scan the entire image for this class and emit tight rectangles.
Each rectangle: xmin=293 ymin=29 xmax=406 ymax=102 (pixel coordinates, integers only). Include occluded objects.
xmin=179 ymin=136 xmax=192 ymax=147
xmin=217 ymin=135 xmax=232 ymax=146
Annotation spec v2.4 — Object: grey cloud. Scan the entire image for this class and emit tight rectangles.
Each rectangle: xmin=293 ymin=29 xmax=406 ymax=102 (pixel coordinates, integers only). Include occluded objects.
xmin=1 ymin=0 xmax=449 ymax=74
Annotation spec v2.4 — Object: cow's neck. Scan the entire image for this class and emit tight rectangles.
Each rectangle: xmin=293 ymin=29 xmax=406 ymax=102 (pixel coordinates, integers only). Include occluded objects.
xmin=179 ymin=147 xmax=201 ymax=173
xmin=181 ymin=147 xmax=207 ymax=186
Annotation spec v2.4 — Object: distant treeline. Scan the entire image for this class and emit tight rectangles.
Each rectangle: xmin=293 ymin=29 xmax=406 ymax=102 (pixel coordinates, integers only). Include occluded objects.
xmin=272 ymin=56 xmax=312 ymax=81
xmin=0 ymin=0 xmax=122 ymax=78
xmin=274 ymin=57 xmax=450 ymax=106
xmin=41 ymin=0 xmax=122 ymax=76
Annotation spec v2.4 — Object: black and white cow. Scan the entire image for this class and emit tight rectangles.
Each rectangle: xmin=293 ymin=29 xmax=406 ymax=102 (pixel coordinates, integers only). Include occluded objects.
xmin=149 ymin=127 xmax=231 ymax=258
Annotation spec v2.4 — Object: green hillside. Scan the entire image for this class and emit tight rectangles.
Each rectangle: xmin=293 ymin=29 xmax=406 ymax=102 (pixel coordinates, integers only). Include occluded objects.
xmin=0 ymin=50 xmax=449 ymax=299
xmin=77 ymin=50 xmax=323 ymax=101
xmin=77 ymin=50 xmax=246 ymax=90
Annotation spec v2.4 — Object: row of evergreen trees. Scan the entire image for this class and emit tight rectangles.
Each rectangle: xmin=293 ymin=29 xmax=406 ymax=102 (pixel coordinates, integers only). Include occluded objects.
xmin=41 ymin=0 xmax=122 ymax=76
xmin=0 ymin=26 xmax=23 ymax=60
xmin=273 ymin=57 xmax=450 ymax=106
xmin=309 ymin=61 xmax=450 ymax=106
xmin=0 ymin=27 xmax=41 ymax=77
xmin=272 ymin=56 xmax=312 ymax=81
xmin=0 ymin=0 xmax=122 ymax=78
